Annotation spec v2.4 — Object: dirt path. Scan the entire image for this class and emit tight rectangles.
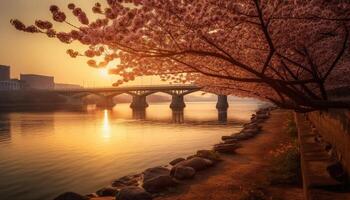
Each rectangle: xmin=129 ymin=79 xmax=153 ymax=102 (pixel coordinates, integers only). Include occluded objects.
xmin=155 ymin=110 xmax=304 ymax=200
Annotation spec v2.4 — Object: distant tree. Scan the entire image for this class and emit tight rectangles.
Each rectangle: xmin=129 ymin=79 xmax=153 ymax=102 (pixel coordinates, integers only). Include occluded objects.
xmin=11 ymin=0 xmax=350 ymax=112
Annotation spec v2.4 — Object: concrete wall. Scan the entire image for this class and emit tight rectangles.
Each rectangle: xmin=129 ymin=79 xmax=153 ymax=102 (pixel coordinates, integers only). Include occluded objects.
xmin=308 ymin=109 xmax=350 ymax=173
xmin=0 ymin=65 xmax=10 ymax=81
xmin=0 ymin=80 xmax=22 ymax=91
xmin=20 ymin=74 xmax=54 ymax=89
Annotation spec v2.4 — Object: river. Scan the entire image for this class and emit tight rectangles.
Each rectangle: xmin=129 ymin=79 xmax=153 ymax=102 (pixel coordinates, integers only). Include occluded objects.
xmin=0 ymin=100 xmax=264 ymax=200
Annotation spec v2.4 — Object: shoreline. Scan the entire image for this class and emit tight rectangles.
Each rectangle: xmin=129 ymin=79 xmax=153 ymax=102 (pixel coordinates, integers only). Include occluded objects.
xmin=154 ymin=109 xmax=303 ymax=200
xmin=54 ymin=107 xmax=293 ymax=200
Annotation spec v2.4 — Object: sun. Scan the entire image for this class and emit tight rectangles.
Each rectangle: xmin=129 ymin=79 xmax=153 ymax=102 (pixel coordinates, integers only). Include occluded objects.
xmin=99 ymin=68 xmax=109 ymax=77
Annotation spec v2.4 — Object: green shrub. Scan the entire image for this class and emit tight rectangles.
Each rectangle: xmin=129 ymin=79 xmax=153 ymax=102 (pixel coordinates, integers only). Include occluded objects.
xmin=269 ymin=141 xmax=301 ymax=185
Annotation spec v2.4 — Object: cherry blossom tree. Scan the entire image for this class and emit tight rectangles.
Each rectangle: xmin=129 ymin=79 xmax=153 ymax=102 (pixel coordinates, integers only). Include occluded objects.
xmin=11 ymin=0 xmax=350 ymax=112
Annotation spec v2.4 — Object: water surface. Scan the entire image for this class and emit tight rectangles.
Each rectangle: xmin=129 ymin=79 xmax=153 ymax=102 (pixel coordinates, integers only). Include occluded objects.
xmin=0 ymin=100 xmax=263 ymax=200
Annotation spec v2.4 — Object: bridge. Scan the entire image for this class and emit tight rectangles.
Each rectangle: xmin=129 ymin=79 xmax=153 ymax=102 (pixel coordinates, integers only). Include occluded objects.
xmin=49 ymin=84 xmax=229 ymax=121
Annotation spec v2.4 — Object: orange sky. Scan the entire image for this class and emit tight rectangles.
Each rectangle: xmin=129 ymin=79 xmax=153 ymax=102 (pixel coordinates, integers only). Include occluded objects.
xmin=0 ymin=0 xmax=160 ymax=87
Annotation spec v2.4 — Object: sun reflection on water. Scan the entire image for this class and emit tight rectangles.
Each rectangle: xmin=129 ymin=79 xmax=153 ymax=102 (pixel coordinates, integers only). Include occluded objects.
xmin=102 ymin=110 xmax=111 ymax=139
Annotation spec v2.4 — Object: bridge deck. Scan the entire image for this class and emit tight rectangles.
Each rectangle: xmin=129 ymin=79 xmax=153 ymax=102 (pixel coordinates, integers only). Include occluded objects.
xmin=50 ymin=85 xmax=202 ymax=93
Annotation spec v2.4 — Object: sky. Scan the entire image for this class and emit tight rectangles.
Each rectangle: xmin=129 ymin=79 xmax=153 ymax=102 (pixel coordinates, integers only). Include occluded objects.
xmin=0 ymin=0 xmax=160 ymax=87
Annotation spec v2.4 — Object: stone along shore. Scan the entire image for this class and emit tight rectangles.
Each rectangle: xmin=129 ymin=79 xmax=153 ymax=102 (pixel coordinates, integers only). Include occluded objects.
xmin=54 ymin=107 xmax=273 ymax=200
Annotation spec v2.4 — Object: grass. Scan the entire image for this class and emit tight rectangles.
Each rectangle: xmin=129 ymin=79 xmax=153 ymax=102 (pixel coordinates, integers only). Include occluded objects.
xmin=269 ymin=142 xmax=301 ymax=185
xmin=239 ymin=112 xmax=302 ymax=200
xmin=238 ymin=142 xmax=301 ymax=199
xmin=268 ymin=114 xmax=301 ymax=185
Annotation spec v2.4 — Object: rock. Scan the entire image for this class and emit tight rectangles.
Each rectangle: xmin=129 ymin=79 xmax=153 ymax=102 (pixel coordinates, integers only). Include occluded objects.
xmin=222 ymin=135 xmax=235 ymax=141
xmin=214 ymin=143 xmax=240 ymax=153
xmin=169 ymin=158 xmax=185 ymax=166
xmin=96 ymin=187 xmax=118 ymax=197
xmin=142 ymin=167 xmax=176 ymax=193
xmin=196 ymin=150 xmax=222 ymax=162
xmin=85 ymin=193 xmax=98 ymax=198
xmin=243 ymin=123 xmax=262 ymax=131
xmin=326 ymin=162 xmax=348 ymax=183
xmin=54 ymin=192 xmax=88 ymax=200
xmin=142 ymin=175 xmax=177 ymax=193
xmin=173 ymin=166 xmax=196 ymax=180
xmin=256 ymin=113 xmax=269 ymax=120
xmin=243 ymin=131 xmax=255 ymax=137
xmin=251 ymin=118 xmax=264 ymax=124
xmin=231 ymin=132 xmax=255 ymax=140
xmin=116 ymin=186 xmax=152 ymax=200
xmin=251 ymin=114 xmax=256 ymax=120
xmin=256 ymin=109 xmax=268 ymax=115
xmin=241 ymin=128 xmax=259 ymax=135
xmin=143 ymin=167 xmax=170 ymax=182
xmin=112 ymin=174 xmax=142 ymax=188
xmin=223 ymin=139 xmax=238 ymax=144
xmin=186 ymin=155 xmax=197 ymax=160
xmin=243 ymin=122 xmax=258 ymax=129
xmin=173 ymin=157 xmax=214 ymax=171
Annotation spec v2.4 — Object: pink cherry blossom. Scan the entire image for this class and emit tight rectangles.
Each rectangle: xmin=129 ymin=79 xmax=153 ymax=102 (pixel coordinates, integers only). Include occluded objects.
xmin=87 ymin=59 xmax=97 ymax=67
xmin=68 ymin=3 xmax=75 ymax=10
xmin=78 ymin=13 xmax=89 ymax=25
xmin=10 ymin=0 xmax=350 ymax=111
xmin=24 ymin=25 xmax=40 ymax=33
xmin=56 ymin=32 xmax=71 ymax=43
xmin=10 ymin=19 xmax=26 ymax=31
xmin=35 ymin=20 xmax=53 ymax=29
xmin=49 ymin=5 xmax=59 ymax=13
xmin=52 ymin=11 xmax=66 ymax=22
xmin=92 ymin=3 xmax=102 ymax=14
xmin=72 ymin=8 xmax=82 ymax=17
xmin=46 ymin=29 xmax=56 ymax=37
xmin=84 ymin=49 xmax=95 ymax=57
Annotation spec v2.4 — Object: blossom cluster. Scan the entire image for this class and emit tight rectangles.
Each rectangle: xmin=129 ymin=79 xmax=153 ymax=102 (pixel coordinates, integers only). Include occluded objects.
xmin=10 ymin=0 xmax=350 ymax=110
xmin=50 ymin=5 xmax=66 ymax=22
xmin=35 ymin=20 xmax=53 ymax=29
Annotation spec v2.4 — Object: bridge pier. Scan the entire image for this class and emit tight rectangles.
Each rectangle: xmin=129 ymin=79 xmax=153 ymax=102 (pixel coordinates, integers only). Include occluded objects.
xmin=132 ymin=109 xmax=146 ymax=120
xmin=172 ymin=110 xmax=184 ymax=123
xmin=170 ymin=95 xmax=186 ymax=111
xmin=130 ymin=95 xmax=149 ymax=110
xmin=216 ymin=95 xmax=229 ymax=122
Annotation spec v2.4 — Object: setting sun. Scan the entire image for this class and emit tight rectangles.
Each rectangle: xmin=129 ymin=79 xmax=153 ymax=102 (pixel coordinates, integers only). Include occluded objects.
xmin=99 ymin=68 xmax=109 ymax=77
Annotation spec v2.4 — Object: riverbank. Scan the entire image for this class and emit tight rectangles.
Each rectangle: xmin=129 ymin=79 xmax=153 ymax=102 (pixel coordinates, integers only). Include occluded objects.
xmin=152 ymin=110 xmax=304 ymax=200
xmin=53 ymin=109 xmax=303 ymax=200
xmin=0 ymin=90 xmax=83 ymax=112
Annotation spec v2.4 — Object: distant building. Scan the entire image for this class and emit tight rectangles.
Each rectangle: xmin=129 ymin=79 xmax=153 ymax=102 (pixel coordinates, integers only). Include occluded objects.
xmin=0 ymin=79 xmax=24 ymax=91
xmin=20 ymin=74 xmax=54 ymax=89
xmin=55 ymin=83 xmax=83 ymax=89
xmin=0 ymin=65 xmax=10 ymax=81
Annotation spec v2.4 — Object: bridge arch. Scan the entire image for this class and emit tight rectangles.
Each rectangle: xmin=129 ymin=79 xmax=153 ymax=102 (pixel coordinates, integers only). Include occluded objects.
xmin=51 ymin=85 xmax=229 ymax=122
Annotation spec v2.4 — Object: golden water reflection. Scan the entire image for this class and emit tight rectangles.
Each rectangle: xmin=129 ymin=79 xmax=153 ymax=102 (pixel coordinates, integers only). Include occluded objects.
xmin=102 ymin=110 xmax=111 ymax=139
xmin=0 ymin=101 xmax=266 ymax=200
